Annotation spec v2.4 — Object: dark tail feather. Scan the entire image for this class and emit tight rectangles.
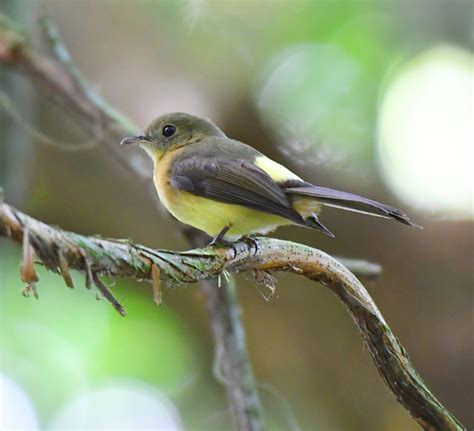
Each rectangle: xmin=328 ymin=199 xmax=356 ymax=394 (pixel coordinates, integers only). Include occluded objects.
xmin=285 ymin=183 xmax=421 ymax=228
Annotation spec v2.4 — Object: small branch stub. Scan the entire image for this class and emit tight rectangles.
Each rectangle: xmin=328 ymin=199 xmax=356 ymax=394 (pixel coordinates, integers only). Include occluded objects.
xmin=151 ymin=263 xmax=162 ymax=306
xmin=20 ymin=228 xmax=39 ymax=299
xmin=58 ymin=249 xmax=74 ymax=289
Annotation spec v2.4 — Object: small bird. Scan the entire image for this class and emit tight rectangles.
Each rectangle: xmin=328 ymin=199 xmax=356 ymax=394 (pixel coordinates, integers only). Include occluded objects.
xmin=121 ymin=112 xmax=418 ymax=243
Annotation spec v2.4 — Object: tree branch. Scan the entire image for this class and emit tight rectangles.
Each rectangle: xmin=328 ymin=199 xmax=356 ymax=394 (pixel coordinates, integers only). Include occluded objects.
xmin=0 ymin=201 xmax=464 ymax=430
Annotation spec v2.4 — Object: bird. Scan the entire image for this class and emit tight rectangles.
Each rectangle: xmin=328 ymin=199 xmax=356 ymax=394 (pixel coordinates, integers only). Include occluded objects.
xmin=121 ymin=112 xmax=419 ymax=243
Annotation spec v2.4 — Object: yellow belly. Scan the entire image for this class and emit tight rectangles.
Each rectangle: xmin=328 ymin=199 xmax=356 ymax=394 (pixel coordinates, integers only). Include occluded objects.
xmin=153 ymin=151 xmax=293 ymax=240
xmin=162 ymin=189 xmax=293 ymax=239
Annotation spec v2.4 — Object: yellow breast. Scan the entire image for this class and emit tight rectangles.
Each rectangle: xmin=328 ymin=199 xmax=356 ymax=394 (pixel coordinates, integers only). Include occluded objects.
xmin=153 ymin=150 xmax=293 ymax=239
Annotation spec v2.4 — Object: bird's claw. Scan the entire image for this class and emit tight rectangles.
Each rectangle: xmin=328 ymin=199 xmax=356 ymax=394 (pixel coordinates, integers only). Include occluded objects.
xmin=241 ymin=235 xmax=259 ymax=256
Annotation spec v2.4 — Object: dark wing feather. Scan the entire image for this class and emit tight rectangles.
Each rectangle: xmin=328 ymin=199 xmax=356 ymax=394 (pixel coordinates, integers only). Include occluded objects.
xmin=170 ymin=157 xmax=305 ymax=224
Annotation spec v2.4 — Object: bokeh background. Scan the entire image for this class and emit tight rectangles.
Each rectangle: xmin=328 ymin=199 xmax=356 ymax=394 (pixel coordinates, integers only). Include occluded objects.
xmin=0 ymin=1 xmax=472 ymax=430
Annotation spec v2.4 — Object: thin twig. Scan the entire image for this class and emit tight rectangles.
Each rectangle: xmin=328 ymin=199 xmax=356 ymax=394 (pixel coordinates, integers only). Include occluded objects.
xmin=40 ymin=16 xmax=138 ymax=134
xmin=0 ymin=91 xmax=105 ymax=152
xmin=92 ymin=272 xmax=126 ymax=317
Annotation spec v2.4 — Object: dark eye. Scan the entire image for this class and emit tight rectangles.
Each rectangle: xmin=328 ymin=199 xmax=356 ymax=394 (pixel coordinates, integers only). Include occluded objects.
xmin=162 ymin=125 xmax=176 ymax=138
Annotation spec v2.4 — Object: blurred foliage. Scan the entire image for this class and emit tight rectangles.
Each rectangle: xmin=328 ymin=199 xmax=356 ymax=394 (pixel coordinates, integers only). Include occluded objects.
xmin=0 ymin=247 xmax=210 ymax=428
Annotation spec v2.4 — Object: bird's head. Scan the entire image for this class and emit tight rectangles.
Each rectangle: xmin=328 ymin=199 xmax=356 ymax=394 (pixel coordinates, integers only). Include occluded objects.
xmin=120 ymin=112 xmax=225 ymax=159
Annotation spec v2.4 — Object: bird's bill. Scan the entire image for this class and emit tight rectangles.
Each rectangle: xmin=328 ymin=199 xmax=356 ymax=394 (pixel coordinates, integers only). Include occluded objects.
xmin=120 ymin=135 xmax=147 ymax=146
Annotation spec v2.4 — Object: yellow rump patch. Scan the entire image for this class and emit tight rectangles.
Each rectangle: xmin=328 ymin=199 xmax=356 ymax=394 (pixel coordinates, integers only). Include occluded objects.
xmin=254 ymin=156 xmax=302 ymax=182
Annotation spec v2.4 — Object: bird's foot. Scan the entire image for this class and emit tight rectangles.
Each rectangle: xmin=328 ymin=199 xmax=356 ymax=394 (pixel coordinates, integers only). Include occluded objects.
xmin=241 ymin=235 xmax=260 ymax=256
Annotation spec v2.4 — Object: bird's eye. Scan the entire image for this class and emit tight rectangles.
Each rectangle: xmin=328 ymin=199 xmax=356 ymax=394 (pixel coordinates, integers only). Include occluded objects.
xmin=162 ymin=125 xmax=176 ymax=138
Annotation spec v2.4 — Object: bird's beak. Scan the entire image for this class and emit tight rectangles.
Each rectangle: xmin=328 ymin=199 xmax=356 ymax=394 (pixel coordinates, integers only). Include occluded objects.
xmin=120 ymin=135 xmax=147 ymax=146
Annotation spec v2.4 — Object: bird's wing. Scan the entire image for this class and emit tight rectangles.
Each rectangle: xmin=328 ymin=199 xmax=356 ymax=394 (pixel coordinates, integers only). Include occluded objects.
xmin=170 ymin=157 xmax=304 ymax=223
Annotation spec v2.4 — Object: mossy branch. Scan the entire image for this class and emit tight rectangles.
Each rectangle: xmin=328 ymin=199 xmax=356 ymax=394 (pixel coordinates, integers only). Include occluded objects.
xmin=0 ymin=201 xmax=464 ymax=431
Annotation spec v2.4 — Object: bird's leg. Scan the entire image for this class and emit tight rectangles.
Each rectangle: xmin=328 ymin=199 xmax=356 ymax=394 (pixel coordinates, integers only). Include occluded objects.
xmin=208 ymin=225 xmax=232 ymax=247
xmin=210 ymin=227 xmax=237 ymax=286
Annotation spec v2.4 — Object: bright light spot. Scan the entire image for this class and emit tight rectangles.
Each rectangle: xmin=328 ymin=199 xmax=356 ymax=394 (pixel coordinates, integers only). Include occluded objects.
xmin=0 ymin=374 xmax=39 ymax=430
xmin=49 ymin=380 xmax=183 ymax=430
xmin=377 ymin=45 xmax=473 ymax=217
xmin=182 ymin=0 xmax=210 ymax=28
xmin=256 ymin=43 xmax=372 ymax=163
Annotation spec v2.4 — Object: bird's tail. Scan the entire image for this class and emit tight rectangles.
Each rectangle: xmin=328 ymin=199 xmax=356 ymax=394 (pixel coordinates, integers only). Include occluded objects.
xmin=285 ymin=182 xmax=421 ymax=236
